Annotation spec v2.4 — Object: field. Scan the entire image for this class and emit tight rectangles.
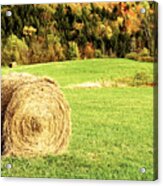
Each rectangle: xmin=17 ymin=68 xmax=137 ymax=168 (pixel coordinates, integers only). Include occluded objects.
xmin=1 ymin=58 xmax=156 ymax=180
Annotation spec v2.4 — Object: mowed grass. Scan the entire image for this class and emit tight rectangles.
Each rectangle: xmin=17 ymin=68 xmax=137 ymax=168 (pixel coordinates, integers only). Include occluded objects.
xmin=2 ymin=58 xmax=155 ymax=86
xmin=1 ymin=58 xmax=156 ymax=180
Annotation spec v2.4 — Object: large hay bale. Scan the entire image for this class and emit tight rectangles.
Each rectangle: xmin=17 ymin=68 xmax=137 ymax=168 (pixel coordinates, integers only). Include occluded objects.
xmin=1 ymin=73 xmax=71 ymax=157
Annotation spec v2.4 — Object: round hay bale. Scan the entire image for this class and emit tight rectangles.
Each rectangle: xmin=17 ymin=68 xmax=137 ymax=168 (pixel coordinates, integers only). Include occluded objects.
xmin=2 ymin=73 xmax=71 ymax=157
xmin=8 ymin=62 xmax=17 ymax=68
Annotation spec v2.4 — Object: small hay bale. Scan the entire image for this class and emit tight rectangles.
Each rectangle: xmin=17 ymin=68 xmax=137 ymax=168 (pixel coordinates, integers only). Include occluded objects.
xmin=2 ymin=73 xmax=71 ymax=157
xmin=8 ymin=62 xmax=17 ymax=68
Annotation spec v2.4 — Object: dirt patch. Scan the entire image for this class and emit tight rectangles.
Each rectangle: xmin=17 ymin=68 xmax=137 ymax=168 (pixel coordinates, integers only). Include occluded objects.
xmin=67 ymin=82 xmax=102 ymax=89
xmin=66 ymin=80 xmax=156 ymax=89
xmin=66 ymin=81 xmax=128 ymax=89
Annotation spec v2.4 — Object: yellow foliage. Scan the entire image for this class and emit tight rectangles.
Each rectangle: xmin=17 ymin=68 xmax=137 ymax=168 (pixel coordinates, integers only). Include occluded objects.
xmin=117 ymin=17 xmax=124 ymax=26
xmin=105 ymin=26 xmax=113 ymax=39
xmin=73 ymin=22 xmax=84 ymax=30
xmin=23 ymin=26 xmax=37 ymax=36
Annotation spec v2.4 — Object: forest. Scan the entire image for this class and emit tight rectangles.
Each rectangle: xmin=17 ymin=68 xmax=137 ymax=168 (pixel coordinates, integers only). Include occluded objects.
xmin=1 ymin=1 xmax=158 ymax=65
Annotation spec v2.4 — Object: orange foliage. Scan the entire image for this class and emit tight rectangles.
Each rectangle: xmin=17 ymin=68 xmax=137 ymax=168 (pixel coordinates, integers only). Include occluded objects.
xmin=83 ymin=43 xmax=95 ymax=59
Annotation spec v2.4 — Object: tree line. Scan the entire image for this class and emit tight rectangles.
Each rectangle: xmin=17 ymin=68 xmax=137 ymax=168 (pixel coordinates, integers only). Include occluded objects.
xmin=1 ymin=2 xmax=158 ymax=65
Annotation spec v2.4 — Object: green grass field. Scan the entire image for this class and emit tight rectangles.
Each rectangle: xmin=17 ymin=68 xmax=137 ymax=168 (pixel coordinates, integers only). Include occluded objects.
xmin=1 ymin=58 xmax=156 ymax=180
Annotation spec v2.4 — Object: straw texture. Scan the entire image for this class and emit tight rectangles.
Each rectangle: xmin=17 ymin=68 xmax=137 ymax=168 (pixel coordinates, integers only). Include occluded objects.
xmin=1 ymin=73 xmax=71 ymax=157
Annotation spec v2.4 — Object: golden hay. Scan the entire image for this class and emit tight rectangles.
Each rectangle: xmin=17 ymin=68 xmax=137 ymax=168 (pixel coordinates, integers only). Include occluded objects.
xmin=1 ymin=73 xmax=71 ymax=157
